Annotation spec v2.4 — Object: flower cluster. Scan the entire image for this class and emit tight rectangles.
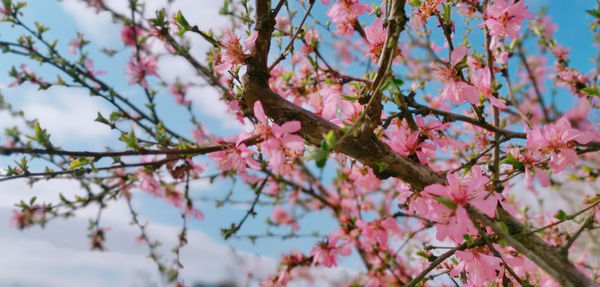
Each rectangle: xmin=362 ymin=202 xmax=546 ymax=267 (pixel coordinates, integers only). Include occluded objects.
xmin=432 ymin=46 xmax=479 ymax=105
xmin=252 ymin=101 xmax=305 ymax=172
xmin=483 ymin=0 xmax=532 ymax=39
xmin=511 ymin=117 xmax=600 ymax=187
xmin=214 ymin=31 xmax=258 ymax=73
xmin=417 ymin=166 xmax=499 ymax=242
xmin=325 ymin=0 xmax=371 ymax=36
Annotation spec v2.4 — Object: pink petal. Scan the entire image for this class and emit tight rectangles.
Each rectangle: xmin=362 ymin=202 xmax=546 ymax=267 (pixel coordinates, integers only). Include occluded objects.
xmin=451 ymin=46 xmax=468 ymax=67
xmin=455 ymin=250 xmax=474 ymax=261
xmin=253 ymin=101 xmax=268 ymax=124
xmin=244 ymin=31 xmax=258 ymax=52
xmin=423 ymin=184 xmax=448 ymax=197
xmin=489 ymin=95 xmax=508 ymax=110
xmin=282 ymin=134 xmax=305 ymax=151
xmin=268 ymin=149 xmax=285 ymax=169
xmin=338 ymin=243 xmax=352 ymax=256
xmin=571 ymin=131 xmax=596 ymax=144
xmin=471 ymin=195 xmax=498 ymax=218
xmin=534 ymin=166 xmax=550 ymax=187
xmin=279 ymin=121 xmax=302 ymax=134
xmin=381 ymin=217 xmax=402 ymax=234
xmin=236 ymin=131 xmax=252 ymax=146
xmin=460 ymin=83 xmax=480 ymax=105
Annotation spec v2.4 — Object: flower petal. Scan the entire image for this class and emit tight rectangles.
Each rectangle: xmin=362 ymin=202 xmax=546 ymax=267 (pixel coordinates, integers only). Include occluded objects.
xmin=253 ymin=101 xmax=268 ymax=124
xmin=450 ymin=46 xmax=468 ymax=67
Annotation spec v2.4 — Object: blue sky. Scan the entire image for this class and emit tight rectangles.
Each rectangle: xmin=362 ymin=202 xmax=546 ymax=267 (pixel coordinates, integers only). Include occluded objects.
xmin=0 ymin=0 xmax=598 ymax=286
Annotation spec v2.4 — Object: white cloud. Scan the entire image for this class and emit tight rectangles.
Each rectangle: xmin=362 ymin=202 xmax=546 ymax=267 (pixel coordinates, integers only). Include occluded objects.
xmin=0 ymin=85 xmax=115 ymax=150
xmin=59 ymin=0 xmax=121 ymax=46
xmin=187 ymin=85 xmax=247 ymax=131
xmin=19 ymin=86 xmax=115 ymax=149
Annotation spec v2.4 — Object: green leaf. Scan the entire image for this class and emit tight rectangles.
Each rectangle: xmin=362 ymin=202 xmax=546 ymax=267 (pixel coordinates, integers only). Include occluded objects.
xmin=498 ymin=238 xmax=508 ymax=248
xmin=310 ymin=146 xmax=329 ymax=168
xmin=219 ymin=0 xmax=230 ymax=15
xmin=70 ymin=158 xmax=90 ymax=169
xmin=501 ymin=153 xmax=524 ymax=170
xmin=17 ymin=156 xmax=28 ymax=171
xmin=94 ymin=112 xmax=110 ymax=126
xmin=392 ymin=78 xmax=404 ymax=87
xmin=174 ymin=11 xmax=191 ymax=36
xmin=119 ymin=130 xmax=140 ymax=151
xmin=324 ymin=130 xmax=336 ymax=149
xmin=55 ymin=75 xmax=65 ymax=85
xmin=149 ymin=9 xmax=168 ymax=27
xmin=463 ymin=234 xmax=473 ymax=245
xmin=416 ymin=250 xmax=429 ymax=258
xmin=581 ymin=86 xmax=600 ymax=97
xmin=109 ymin=111 xmax=124 ymax=121
xmin=374 ymin=162 xmax=388 ymax=173
xmin=33 ymin=122 xmax=51 ymax=146
xmin=433 ymin=196 xmax=457 ymax=210
xmin=442 ymin=3 xmax=451 ymax=22
xmin=34 ymin=21 xmax=49 ymax=35
xmin=496 ymin=221 xmax=509 ymax=233
xmin=586 ymin=9 xmax=600 ymax=19
xmin=554 ymin=209 xmax=568 ymax=221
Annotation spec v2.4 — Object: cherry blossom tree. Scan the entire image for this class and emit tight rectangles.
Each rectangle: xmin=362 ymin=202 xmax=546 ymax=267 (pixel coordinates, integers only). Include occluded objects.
xmin=1 ymin=0 xmax=600 ymax=286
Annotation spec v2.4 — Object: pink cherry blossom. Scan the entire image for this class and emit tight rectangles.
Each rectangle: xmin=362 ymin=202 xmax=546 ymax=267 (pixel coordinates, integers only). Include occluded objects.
xmin=356 ymin=217 xmax=402 ymax=249
xmin=385 ymin=119 xmax=433 ymax=164
xmin=169 ymin=82 xmax=190 ymax=106
xmin=275 ymin=15 xmax=290 ymax=32
xmin=433 ymin=46 xmax=480 ymax=105
xmin=271 ymin=206 xmax=299 ymax=230
xmin=451 ymin=249 xmax=503 ymax=285
xmin=310 ymin=231 xmax=352 ymax=267
xmin=137 ymin=170 xmax=163 ymax=197
xmin=470 ymin=67 xmax=507 ymax=109
xmin=534 ymin=16 xmax=557 ymax=39
xmin=85 ymin=59 xmax=106 ymax=77
xmin=301 ymin=29 xmax=320 ymax=55
xmin=184 ymin=207 xmax=204 ymax=220
xmin=209 ymin=136 xmax=260 ymax=172
xmin=121 ymin=25 xmax=145 ymax=47
xmin=85 ymin=0 xmax=103 ymax=12
xmin=164 ymin=190 xmax=185 ymax=208
xmin=11 ymin=206 xmax=47 ymax=229
xmin=422 ymin=166 xmax=498 ymax=242
xmin=69 ymin=33 xmax=83 ymax=55
xmin=526 ymin=117 xmax=598 ymax=173
xmin=253 ymin=101 xmax=304 ymax=170
xmin=364 ymin=18 xmax=386 ymax=62
xmin=483 ymin=0 xmax=532 ymax=39
xmin=411 ymin=0 xmax=443 ymax=28
xmin=326 ymin=0 xmax=371 ymax=37
xmin=214 ymin=31 xmax=258 ymax=73
xmin=333 ymin=41 xmax=355 ymax=65
xmin=125 ymin=55 xmax=160 ymax=89
xmin=348 ymin=166 xmax=380 ymax=194
xmin=319 ymin=84 xmax=343 ymax=120
xmin=8 ymin=64 xmax=46 ymax=88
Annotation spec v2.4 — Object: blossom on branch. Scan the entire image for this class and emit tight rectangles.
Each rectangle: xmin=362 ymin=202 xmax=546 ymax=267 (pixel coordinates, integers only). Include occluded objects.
xmin=483 ymin=0 xmax=532 ymax=39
